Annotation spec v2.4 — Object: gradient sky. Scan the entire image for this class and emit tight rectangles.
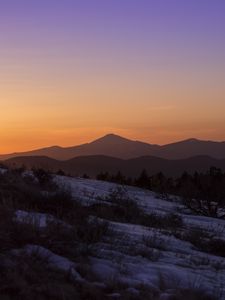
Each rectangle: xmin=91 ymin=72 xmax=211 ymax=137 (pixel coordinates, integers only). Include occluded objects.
xmin=1 ymin=0 xmax=225 ymax=153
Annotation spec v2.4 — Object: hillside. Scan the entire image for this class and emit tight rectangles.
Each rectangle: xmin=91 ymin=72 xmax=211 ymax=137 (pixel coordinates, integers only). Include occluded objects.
xmin=1 ymin=134 xmax=225 ymax=160
xmin=0 ymin=168 xmax=224 ymax=299
xmin=4 ymin=154 xmax=225 ymax=177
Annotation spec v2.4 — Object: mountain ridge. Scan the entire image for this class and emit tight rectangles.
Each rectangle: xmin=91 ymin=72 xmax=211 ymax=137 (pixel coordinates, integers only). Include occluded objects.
xmin=1 ymin=133 xmax=225 ymax=161
xmin=3 ymin=154 xmax=225 ymax=178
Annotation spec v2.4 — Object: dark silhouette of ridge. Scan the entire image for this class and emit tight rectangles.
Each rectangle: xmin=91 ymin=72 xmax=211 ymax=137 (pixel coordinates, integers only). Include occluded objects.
xmin=0 ymin=133 xmax=225 ymax=161
xmin=4 ymin=154 xmax=225 ymax=178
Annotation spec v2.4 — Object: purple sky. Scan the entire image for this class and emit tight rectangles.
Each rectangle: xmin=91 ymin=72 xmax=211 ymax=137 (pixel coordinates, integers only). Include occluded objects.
xmin=1 ymin=0 xmax=225 ymax=151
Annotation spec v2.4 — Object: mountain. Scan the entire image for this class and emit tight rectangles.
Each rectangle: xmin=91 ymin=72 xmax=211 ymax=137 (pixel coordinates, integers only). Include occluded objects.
xmin=0 ymin=134 xmax=225 ymax=160
xmin=0 ymin=134 xmax=158 ymax=160
xmin=4 ymin=155 xmax=225 ymax=177
xmin=156 ymin=138 xmax=225 ymax=159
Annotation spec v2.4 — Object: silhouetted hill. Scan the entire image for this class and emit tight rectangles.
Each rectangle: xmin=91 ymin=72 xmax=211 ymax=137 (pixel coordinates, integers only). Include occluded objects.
xmin=157 ymin=138 xmax=225 ymax=159
xmin=1 ymin=134 xmax=225 ymax=161
xmin=4 ymin=155 xmax=225 ymax=178
xmin=4 ymin=156 xmax=63 ymax=171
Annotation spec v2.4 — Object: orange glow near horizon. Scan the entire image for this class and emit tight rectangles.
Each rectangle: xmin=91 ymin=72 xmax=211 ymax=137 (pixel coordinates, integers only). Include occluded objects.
xmin=1 ymin=1 xmax=225 ymax=153
xmin=1 ymin=102 xmax=225 ymax=154
xmin=1 ymin=68 xmax=225 ymax=153
xmin=1 ymin=65 xmax=225 ymax=153
xmin=1 ymin=126 xmax=225 ymax=154
xmin=0 ymin=63 xmax=225 ymax=154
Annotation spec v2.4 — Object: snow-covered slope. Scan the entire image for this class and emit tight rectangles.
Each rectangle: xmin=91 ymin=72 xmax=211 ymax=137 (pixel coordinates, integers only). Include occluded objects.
xmin=3 ymin=169 xmax=223 ymax=298
xmin=51 ymin=176 xmax=225 ymax=299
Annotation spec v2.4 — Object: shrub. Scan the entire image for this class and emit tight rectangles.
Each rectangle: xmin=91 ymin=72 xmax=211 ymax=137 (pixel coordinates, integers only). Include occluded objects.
xmin=0 ymin=250 xmax=79 ymax=300
xmin=205 ymin=238 xmax=225 ymax=257
xmin=32 ymin=168 xmax=54 ymax=188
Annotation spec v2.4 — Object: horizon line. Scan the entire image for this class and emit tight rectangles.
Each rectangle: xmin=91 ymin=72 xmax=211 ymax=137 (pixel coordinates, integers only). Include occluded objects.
xmin=1 ymin=133 xmax=225 ymax=156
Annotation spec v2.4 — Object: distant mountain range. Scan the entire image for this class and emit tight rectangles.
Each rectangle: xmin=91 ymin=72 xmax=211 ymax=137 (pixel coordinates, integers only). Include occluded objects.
xmin=1 ymin=133 xmax=225 ymax=160
xmin=4 ymin=155 xmax=225 ymax=178
xmin=1 ymin=134 xmax=225 ymax=177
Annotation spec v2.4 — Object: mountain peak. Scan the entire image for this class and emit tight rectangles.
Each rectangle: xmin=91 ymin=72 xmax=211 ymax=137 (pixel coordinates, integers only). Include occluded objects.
xmin=1 ymin=134 xmax=225 ymax=161
xmin=92 ymin=133 xmax=131 ymax=144
xmin=183 ymin=138 xmax=200 ymax=143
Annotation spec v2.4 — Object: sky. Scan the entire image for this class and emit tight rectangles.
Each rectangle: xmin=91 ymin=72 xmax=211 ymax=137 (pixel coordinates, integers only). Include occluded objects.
xmin=0 ymin=0 xmax=225 ymax=153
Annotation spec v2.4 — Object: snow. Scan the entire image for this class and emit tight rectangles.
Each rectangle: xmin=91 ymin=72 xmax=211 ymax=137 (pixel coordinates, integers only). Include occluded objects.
xmin=54 ymin=176 xmax=225 ymax=298
xmin=22 ymin=170 xmax=39 ymax=183
xmin=54 ymin=176 xmax=130 ymax=205
xmin=0 ymin=167 xmax=7 ymax=174
xmin=14 ymin=210 xmax=70 ymax=230
xmin=7 ymin=175 xmax=225 ymax=298
xmin=15 ymin=210 xmax=55 ymax=228
xmin=12 ymin=245 xmax=83 ymax=281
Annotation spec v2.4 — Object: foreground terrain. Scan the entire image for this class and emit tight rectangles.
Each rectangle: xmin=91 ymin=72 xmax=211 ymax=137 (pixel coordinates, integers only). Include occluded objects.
xmin=0 ymin=168 xmax=224 ymax=299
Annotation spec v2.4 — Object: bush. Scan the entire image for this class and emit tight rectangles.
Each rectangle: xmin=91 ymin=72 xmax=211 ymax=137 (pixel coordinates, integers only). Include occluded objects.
xmin=32 ymin=168 xmax=54 ymax=188
xmin=0 ymin=251 xmax=79 ymax=300
xmin=205 ymin=238 xmax=225 ymax=257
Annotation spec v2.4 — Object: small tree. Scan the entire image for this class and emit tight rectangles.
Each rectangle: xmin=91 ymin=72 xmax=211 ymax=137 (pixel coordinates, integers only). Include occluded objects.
xmin=136 ymin=169 xmax=151 ymax=189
